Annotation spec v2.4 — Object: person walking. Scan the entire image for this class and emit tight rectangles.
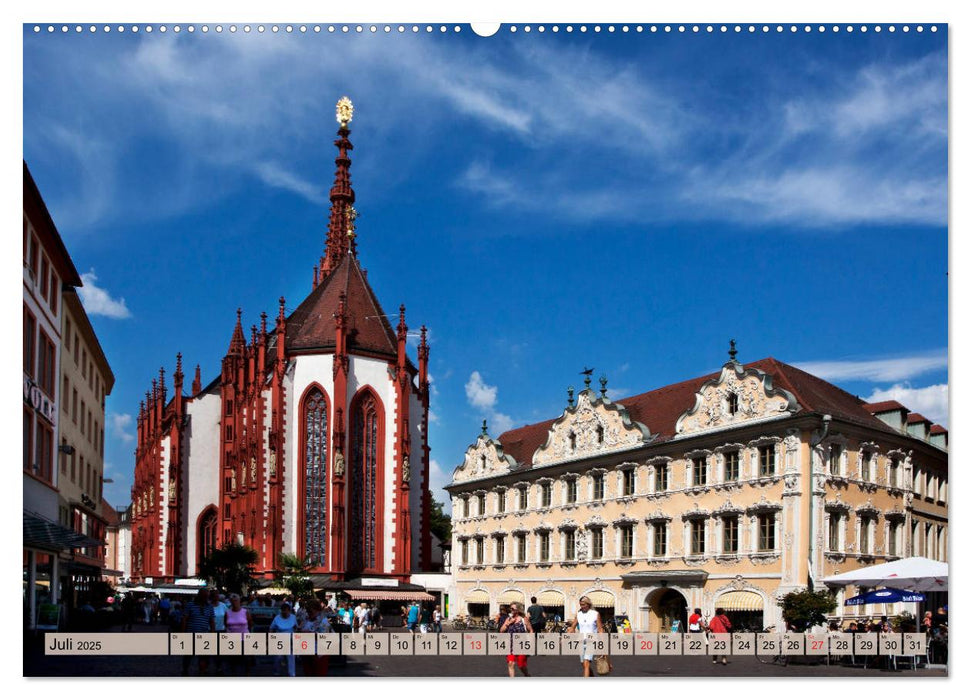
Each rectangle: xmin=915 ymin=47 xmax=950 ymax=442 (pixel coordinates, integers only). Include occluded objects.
xmin=527 ymin=596 xmax=546 ymax=635
xmin=499 ymin=603 xmax=533 ymax=677
xmin=407 ymin=601 xmax=420 ymax=632
xmin=567 ymin=596 xmax=605 ymax=677
xmin=433 ymin=605 xmax=443 ymax=633
xmin=181 ymin=590 xmax=215 ymax=676
xmin=226 ymin=593 xmax=253 ymax=676
xmin=298 ymin=599 xmax=333 ymax=676
xmin=419 ymin=603 xmax=433 ymax=633
xmin=269 ymin=602 xmax=298 ymax=677
xmin=210 ymin=591 xmax=229 ymax=674
xmin=707 ymin=607 xmax=732 ymax=665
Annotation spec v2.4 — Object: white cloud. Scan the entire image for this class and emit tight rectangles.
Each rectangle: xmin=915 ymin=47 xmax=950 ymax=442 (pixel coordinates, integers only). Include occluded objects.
xmin=428 ymin=459 xmax=452 ymax=514
xmin=465 ymin=371 xmax=498 ymax=411
xmin=489 ymin=412 xmax=514 ymax=435
xmin=109 ymin=412 xmax=135 ymax=443
xmin=78 ymin=270 xmax=132 ymax=319
xmin=252 ymin=161 xmax=326 ymax=204
xmin=795 ymin=351 xmax=947 ymax=383
xmin=864 ymin=384 xmax=948 ymax=428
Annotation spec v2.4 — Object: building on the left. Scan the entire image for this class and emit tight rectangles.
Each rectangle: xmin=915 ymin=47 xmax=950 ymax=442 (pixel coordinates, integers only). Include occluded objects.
xmin=23 ymin=161 xmax=115 ymax=629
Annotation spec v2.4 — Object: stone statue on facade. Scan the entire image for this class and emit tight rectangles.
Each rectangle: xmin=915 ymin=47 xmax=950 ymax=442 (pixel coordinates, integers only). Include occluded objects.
xmin=402 ymin=455 xmax=411 ymax=482
xmin=334 ymin=449 xmax=345 ymax=477
xmin=269 ymin=451 xmax=277 ymax=479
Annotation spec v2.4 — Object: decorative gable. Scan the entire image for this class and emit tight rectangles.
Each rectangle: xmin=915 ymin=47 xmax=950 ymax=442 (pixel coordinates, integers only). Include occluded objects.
xmin=676 ymin=361 xmax=800 ymax=436
xmin=531 ymin=389 xmax=652 ymax=467
xmin=452 ymin=430 xmax=518 ymax=484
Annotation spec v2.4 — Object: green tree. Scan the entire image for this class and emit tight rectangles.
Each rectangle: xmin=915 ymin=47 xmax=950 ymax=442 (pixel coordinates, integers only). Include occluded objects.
xmin=276 ymin=552 xmax=314 ymax=600
xmin=428 ymin=494 xmax=452 ymax=543
xmin=780 ymin=589 xmax=838 ymax=631
xmin=198 ymin=542 xmax=258 ymax=594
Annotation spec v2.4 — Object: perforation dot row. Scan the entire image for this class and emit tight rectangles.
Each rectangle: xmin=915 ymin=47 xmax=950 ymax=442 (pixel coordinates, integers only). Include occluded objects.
xmin=31 ymin=24 xmax=939 ymax=35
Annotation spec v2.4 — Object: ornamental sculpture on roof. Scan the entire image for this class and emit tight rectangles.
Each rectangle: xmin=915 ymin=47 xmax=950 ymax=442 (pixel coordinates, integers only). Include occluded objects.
xmin=452 ymin=430 xmax=518 ymax=484
xmin=336 ymin=96 xmax=354 ymax=127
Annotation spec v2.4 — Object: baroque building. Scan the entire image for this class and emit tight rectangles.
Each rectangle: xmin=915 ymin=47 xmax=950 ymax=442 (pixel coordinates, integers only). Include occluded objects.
xmin=130 ymin=99 xmax=433 ymax=584
xmin=446 ymin=349 xmax=948 ymax=631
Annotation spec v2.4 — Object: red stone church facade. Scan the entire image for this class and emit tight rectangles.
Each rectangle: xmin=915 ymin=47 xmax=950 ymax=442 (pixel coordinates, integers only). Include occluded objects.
xmin=130 ymin=102 xmax=432 ymax=584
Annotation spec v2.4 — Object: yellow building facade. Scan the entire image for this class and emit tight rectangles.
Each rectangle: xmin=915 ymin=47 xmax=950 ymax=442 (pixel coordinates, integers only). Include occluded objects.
xmin=445 ymin=356 xmax=948 ymax=631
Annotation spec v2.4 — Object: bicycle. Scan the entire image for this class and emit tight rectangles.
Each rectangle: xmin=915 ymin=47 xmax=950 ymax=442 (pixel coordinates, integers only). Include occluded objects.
xmin=755 ymin=626 xmax=789 ymax=666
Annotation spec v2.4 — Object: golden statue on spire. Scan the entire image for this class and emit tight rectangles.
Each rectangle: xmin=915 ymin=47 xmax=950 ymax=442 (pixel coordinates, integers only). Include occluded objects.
xmin=336 ymin=96 xmax=354 ymax=127
xmin=346 ymin=205 xmax=358 ymax=242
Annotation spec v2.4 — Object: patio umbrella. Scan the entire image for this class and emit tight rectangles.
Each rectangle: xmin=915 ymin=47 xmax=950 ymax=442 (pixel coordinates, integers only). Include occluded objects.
xmin=844 ymin=588 xmax=926 ymax=605
xmin=823 ymin=556 xmax=947 ymax=592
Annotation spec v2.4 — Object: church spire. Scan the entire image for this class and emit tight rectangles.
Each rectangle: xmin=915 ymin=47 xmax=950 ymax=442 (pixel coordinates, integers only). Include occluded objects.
xmin=228 ymin=308 xmax=246 ymax=355
xmin=320 ymin=96 xmax=357 ymax=278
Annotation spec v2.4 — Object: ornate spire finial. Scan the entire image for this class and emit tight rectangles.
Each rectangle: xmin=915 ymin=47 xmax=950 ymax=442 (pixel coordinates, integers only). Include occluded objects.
xmin=581 ymin=367 xmax=594 ymax=390
xmin=481 ymin=419 xmax=489 ymax=436
xmin=729 ymin=338 xmax=738 ymax=362
xmin=260 ymin=312 xmax=268 ymax=336
xmin=278 ymin=297 xmax=286 ymax=324
xmin=567 ymin=386 xmax=575 ymax=408
xmin=599 ymin=374 xmax=608 ymax=398
xmin=193 ymin=364 xmax=202 ymax=395
xmin=322 ymin=98 xmax=357 ymax=276
xmin=336 ymin=96 xmax=354 ymax=127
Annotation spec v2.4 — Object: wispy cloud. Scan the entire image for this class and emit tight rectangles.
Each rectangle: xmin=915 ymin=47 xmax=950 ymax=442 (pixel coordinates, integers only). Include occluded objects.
xmin=252 ymin=161 xmax=326 ymax=204
xmin=109 ymin=412 xmax=135 ymax=443
xmin=865 ymin=383 xmax=948 ymax=428
xmin=78 ymin=270 xmax=132 ymax=319
xmin=794 ymin=350 xmax=947 ymax=383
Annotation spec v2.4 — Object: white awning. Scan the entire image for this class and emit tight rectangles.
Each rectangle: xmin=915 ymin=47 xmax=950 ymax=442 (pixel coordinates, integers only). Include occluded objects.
xmin=465 ymin=590 xmax=490 ymax=604
xmin=716 ymin=591 xmax=764 ymax=611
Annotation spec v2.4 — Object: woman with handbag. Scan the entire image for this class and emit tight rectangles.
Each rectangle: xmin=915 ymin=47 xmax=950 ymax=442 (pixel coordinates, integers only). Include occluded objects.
xmin=567 ymin=596 xmax=610 ymax=677
xmin=499 ymin=603 xmax=533 ymax=677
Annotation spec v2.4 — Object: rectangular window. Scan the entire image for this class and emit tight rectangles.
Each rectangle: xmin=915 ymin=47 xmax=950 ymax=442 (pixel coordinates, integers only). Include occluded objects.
xmin=70 ymin=451 xmax=76 ymax=482
xmin=724 ymin=451 xmax=739 ymax=482
xmin=65 ymin=319 xmax=72 ymax=352
xmin=861 ymin=450 xmax=872 ymax=481
xmin=496 ymin=490 xmax=505 ymax=514
xmin=49 ymin=272 xmax=59 ymax=314
xmin=723 ymin=517 xmax=739 ymax=554
xmin=592 ymin=473 xmax=604 ymax=500
xmin=591 ymin=529 xmax=604 ymax=560
xmin=225 ymin=476 xmax=232 ymax=492
xmin=653 ymin=523 xmax=667 ymax=557
xmin=691 ymin=520 xmax=706 ymax=555
xmin=495 ymin=537 xmax=505 ymax=564
xmin=828 ymin=514 xmax=841 ymax=551
xmin=73 ymin=333 xmax=79 ymax=364
xmin=889 ymin=458 xmax=899 ymax=488
xmin=623 ymin=469 xmax=635 ymax=496
xmin=477 ymin=493 xmax=486 ymax=515
xmin=36 ymin=422 xmax=53 ymax=483
xmin=82 ymin=349 xmax=87 ymax=379
xmin=566 ymin=479 xmax=577 ymax=504
xmin=23 ymin=410 xmax=33 ymax=473
xmin=62 ymin=376 xmax=69 ymax=414
xmin=38 ymin=331 xmax=55 ymax=396
xmin=759 ymin=514 xmax=776 ymax=551
xmin=693 ymin=457 xmax=707 ymax=486
xmin=541 ymin=482 xmax=551 ymax=507
xmin=476 ymin=537 xmax=484 ymax=564
xmin=565 ymin=530 xmax=576 ymax=560
xmin=655 ymin=464 xmax=668 ymax=492
xmin=518 ymin=487 xmax=528 ymax=511
xmin=40 ymin=257 xmax=49 ymax=301
xmin=620 ymin=525 xmax=634 ymax=558
xmin=23 ymin=306 xmax=36 ymax=376
xmin=759 ymin=445 xmax=776 ymax=477
xmin=539 ymin=532 xmax=550 ymax=562
xmin=60 ymin=439 xmax=67 ymax=473
xmin=460 ymin=540 xmax=468 ymax=565
xmin=888 ymin=523 xmax=898 ymax=557
xmin=859 ymin=516 xmax=872 ymax=554
xmin=461 ymin=496 xmax=469 ymax=518
xmin=72 ymin=388 xmax=78 ymax=424
xmin=516 ymin=534 xmax=527 ymax=563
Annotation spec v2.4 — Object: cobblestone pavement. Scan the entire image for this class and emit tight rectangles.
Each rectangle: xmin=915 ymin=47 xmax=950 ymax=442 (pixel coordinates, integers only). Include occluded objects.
xmin=24 ymin=624 xmax=947 ymax=678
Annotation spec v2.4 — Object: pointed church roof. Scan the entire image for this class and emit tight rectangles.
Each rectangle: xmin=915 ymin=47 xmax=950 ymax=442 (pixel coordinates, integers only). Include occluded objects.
xmin=286 ymin=253 xmax=398 ymax=357
xmin=228 ymin=308 xmax=246 ymax=355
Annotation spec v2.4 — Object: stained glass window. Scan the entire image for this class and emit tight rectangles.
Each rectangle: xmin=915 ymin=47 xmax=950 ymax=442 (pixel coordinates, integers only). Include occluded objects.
xmin=351 ymin=392 xmax=380 ymax=571
xmin=304 ymin=388 xmax=328 ymax=566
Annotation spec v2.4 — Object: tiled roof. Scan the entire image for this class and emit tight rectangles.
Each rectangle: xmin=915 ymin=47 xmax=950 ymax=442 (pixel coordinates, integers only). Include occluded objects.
xmin=492 ymin=358 xmax=894 ymax=467
xmin=286 ymin=254 xmax=398 ymax=357
xmin=929 ymin=424 xmax=948 ymax=435
xmin=906 ymin=413 xmax=930 ymax=424
xmin=862 ymin=400 xmax=907 ymax=413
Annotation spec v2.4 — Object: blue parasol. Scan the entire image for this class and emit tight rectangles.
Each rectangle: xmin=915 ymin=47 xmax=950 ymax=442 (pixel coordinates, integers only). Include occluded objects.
xmin=844 ymin=588 xmax=925 ymax=605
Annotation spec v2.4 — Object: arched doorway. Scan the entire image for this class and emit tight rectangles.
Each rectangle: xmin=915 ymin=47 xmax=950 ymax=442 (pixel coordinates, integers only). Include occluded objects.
xmin=649 ymin=588 xmax=688 ymax=633
xmin=196 ymin=506 xmax=218 ymax=572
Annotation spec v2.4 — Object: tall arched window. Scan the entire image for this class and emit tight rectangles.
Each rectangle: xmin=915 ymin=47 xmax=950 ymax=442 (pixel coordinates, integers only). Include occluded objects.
xmin=350 ymin=390 xmax=381 ymax=572
xmin=197 ymin=506 xmax=218 ymax=569
xmin=303 ymin=387 xmax=329 ymax=566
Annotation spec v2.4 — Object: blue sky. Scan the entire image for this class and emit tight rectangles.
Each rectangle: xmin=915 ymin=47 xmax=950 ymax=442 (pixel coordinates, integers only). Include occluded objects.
xmin=23 ymin=24 xmax=948 ymax=512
